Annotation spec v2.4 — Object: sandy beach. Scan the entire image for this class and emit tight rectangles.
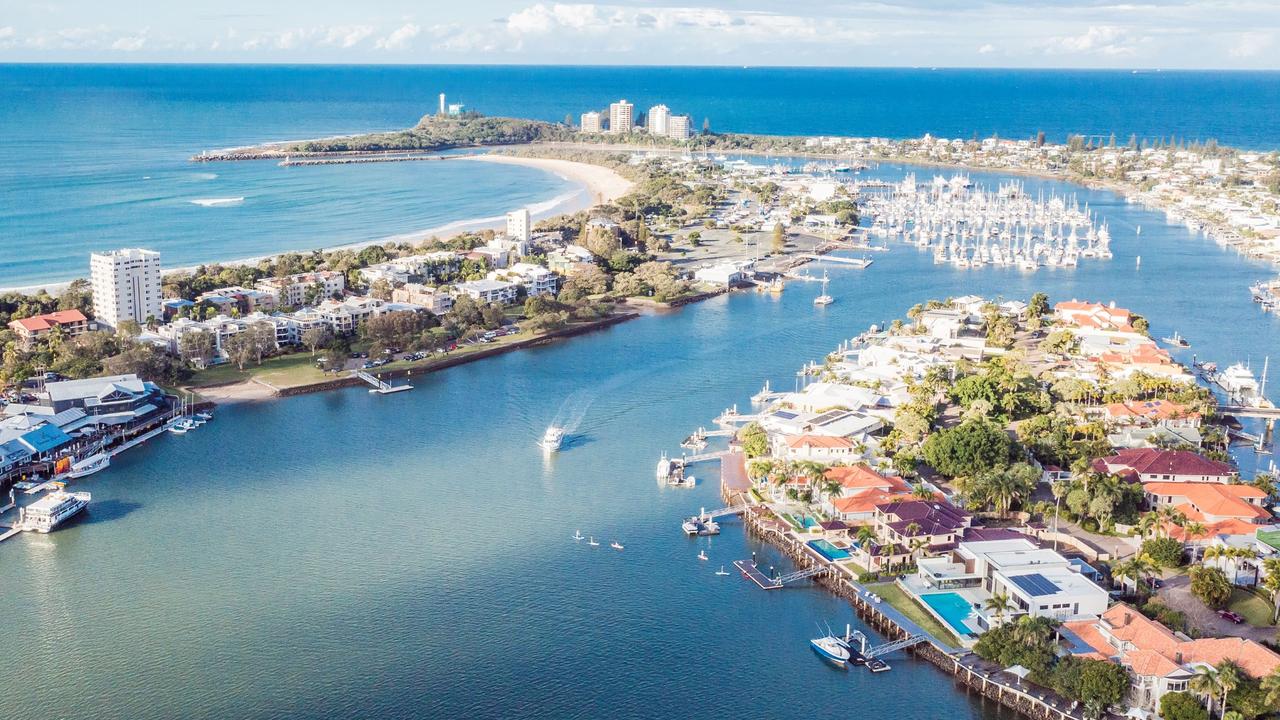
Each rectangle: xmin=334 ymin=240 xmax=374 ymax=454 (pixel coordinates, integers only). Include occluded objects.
xmin=1 ymin=154 xmax=634 ymax=296
xmin=192 ymin=379 xmax=280 ymax=404
xmin=456 ymin=154 xmax=634 ymax=206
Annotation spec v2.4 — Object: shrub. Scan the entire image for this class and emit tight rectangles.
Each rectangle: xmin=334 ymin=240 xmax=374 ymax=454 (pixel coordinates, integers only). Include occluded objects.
xmin=1160 ymin=691 xmax=1208 ymax=720
xmin=920 ymin=418 xmax=1013 ymax=478
xmin=1141 ymin=537 xmax=1186 ymax=569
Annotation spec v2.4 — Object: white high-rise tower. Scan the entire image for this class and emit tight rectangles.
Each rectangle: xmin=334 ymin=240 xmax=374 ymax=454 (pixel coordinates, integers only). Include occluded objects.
xmin=90 ymin=248 xmax=162 ymax=329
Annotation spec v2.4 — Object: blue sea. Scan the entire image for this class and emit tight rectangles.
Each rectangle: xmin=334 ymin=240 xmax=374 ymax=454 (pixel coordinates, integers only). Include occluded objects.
xmin=3 ymin=66 xmax=1280 ymax=720
xmin=2 ymin=64 xmax=1280 ymax=286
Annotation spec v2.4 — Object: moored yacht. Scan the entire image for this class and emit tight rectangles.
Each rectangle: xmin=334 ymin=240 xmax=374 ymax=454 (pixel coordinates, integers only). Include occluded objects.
xmin=66 ymin=452 xmax=110 ymax=479
xmin=810 ymin=634 xmax=852 ymax=666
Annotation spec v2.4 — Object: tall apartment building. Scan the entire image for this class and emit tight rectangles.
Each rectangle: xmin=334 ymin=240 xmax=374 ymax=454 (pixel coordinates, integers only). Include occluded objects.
xmin=647 ymin=104 xmax=670 ymax=136
xmin=90 ymin=248 xmax=163 ymax=329
xmin=608 ymin=100 xmax=634 ymax=134
xmin=580 ymin=111 xmax=602 ymax=133
xmin=666 ymin=114 xmax=693 ymax=140
xmin=506 ymin=208 xmax=531 ymax=243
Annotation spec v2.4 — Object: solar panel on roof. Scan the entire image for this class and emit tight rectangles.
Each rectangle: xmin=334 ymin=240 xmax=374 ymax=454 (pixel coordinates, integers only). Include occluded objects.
xmin=772 ymin=411 xmax=798 ymax=420
xmin=1010 ymin=573 xmax=1061 ymax=597
xmin=810 ymin=409 xmax=850 ymax=425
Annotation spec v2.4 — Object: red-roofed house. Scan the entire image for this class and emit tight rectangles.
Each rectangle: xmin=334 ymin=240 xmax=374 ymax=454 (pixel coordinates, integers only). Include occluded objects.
xmin=1103 ymin=399 xmax=1200 ymax=428
xmin=1054 ymin=300 xmax=1135 ymax=332
xmin=1093 ymin=448 xmax=1237 ymax=484
xmin=1143 ymin=482 xmax=1271 ymax=541
xmin=7 ymin=310 xmax=93 ymax=348
xmin=1063 ymin=603 xmax=1280 ymax=712
xmin=821 ymin=465 xmax=912 ymax=523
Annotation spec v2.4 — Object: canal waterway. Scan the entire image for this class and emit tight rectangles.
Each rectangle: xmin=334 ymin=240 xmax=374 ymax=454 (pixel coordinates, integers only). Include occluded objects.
xmin=3 ymin=157 xmax=1279 ymax=718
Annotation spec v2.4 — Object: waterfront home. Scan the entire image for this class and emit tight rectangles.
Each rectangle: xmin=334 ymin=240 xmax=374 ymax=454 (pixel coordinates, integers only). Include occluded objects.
xmin=777 ymin=434 xmax=859 ymax=463
xmin=1054 ymin=300 xmax=1135 ymax=332
xmin=821 ymin=465 xmax=913 ymax=523
xmin=453 ymin=279 xmax=518 ymax=305
xmin=488 ymin=263 xmax=559 ymax=297
xmin=1062 ymin=603 xmax=1280 ymax=714
xmin=1145 ymin=481 xmax=1271 ymax=541
xmin=873 ymin=499 xmax=972 ymax=551
xmin=912 ymin=538 xmax=1109 ymax=628
xmin=254 ymin=270 xmax=345 ymax=308
xmin=7 ymin=309 xmax=94 ymax=348
xmin=316 ymin=297 xmax=388 ymax=334
xmin=391 ymin=283 xmax=454 ymax=315
xmin=785 ymin=381 xmax=890 ymax=414
xmin=1093 ymin=448 xmax=1237 ymax=484
xmin=1108 ymin=424 xmax=1204 ymax=450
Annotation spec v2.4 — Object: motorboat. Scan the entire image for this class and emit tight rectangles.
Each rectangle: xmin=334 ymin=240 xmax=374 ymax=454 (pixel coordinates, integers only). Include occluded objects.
xmin=66 ymin=452 xmax=109 ymax=479
xmin=697 ymin=550 xmax=709 ymax=561
xmin=610 ymin=541 xmax=624 ymax=550
xmin=538 ymin=425 xmax=565 ymax=452
xmin=1160 ymin=331 xmax=1190 ymax=348
xmin=810 ymin=635 xmax=852 ymax=666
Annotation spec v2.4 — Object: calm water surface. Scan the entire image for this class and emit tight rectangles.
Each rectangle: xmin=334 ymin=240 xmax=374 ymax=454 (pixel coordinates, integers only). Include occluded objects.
xmin=3 ymin=157 xmax=1280 ymax=718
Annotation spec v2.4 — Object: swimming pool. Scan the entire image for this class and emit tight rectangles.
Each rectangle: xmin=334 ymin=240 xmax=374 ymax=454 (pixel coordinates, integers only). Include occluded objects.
xmin=920 ymin=592 xmax=977 ymax=636
xmin=808 ymin=539 xmax=851 ymax=561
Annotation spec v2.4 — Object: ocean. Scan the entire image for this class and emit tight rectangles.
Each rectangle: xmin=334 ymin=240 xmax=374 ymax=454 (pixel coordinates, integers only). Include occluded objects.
xmin=3 ymin=65 xmax=1280 ymax=719
xmin=2 ymin=64 xmax=1280 ymax=286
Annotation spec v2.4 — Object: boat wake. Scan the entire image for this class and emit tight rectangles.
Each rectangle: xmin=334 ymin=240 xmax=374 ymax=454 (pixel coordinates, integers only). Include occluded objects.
xmin=190 ymin=197 xmax=245 ymax=207
xmin=548 ymin=387 xmax=598 ymax=436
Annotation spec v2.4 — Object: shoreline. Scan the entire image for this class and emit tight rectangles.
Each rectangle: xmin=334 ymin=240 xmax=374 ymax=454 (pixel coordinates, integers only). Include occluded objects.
xmin=0 ymin=153 xmax=632 ymax=295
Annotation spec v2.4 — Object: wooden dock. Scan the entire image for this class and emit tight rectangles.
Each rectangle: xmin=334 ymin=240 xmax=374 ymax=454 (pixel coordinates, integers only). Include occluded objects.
xmin=0 ymin=527 xmax=22 ymax=543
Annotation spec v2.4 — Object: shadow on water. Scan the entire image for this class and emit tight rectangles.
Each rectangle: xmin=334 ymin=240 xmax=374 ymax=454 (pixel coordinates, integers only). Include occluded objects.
xmin=79 ymin=499 xmax=143 ymax=526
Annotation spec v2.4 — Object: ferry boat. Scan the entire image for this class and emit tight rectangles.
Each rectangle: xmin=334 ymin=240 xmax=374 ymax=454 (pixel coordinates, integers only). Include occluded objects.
xmin=538 ymin=425 xmax=565 ymax=451
xmin=20 ymin=489 xmax=91 ymax=533
xmin=810 ymin=634 xmax=852 ymax=666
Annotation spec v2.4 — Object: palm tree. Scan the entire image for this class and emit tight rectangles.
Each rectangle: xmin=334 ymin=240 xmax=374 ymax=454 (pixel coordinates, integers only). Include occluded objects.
xmin=1191 ymin=665 xmax=1222 ymax=717
xmin=1259 ymin=668 xmax=1280 ymax=709
xmin=855 ymin=525 xmax=877 ymax=547
xmin=1216 ymin=660 xmax=1243 ymax=720
xmin=983 ymin=592 xmax=1014 ymax=626
xmin=1136 ymin=512 xmax=1160 ymax=539
xmin=1262 ymin=559 xmax=1280 ymax=623
xmin=911 ymin=482 xmax=934 ymax=500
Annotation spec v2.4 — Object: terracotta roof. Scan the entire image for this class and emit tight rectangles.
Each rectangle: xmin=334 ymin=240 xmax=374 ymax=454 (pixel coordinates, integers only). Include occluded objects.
xmin=1097 ymin=449 xmax=1236 ymax=478
xmin=1064 ymin=603 xmax=1280 ymax=680
xmin=1104 ymin=399 xmax=1198 ymax=422
xmin=831 ymin=491 xmax=913 ymax=515
xmin=787 ymin=434 xmax=855 ymax=450
xmin=8 ymin=309 xmax=88 ymax=333
xmin=825 ymin=464 xmax=903 ymax=492
xmin=1143 ymin=482 xmax=1269 ymax=521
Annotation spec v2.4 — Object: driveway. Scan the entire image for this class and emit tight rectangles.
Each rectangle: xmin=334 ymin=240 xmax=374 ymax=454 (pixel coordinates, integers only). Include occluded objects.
xmin=1157 ymin=574 xmax=1277 ymax=642
xmin=1051 ymin=519 xmax=1140 ymax=561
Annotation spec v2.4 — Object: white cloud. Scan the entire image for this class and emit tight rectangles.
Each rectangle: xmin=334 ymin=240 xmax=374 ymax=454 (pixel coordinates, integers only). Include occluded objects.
xmin=1229 ymin=30 xmax=1272 ymax=58
xmin=376 ymin=23 xmax=421 ymax=50
xmin=1047 ymin=25 xmax=1145 ymax=56
xmin=978 ymin=43 xmax=996 ymax=54
xmin=323 ymin=25 xmax=374 ymax=48
xmin=110 ymin=33 xmax=147 ymax=52
xmin=0 ymin=26 xmax=14 ymax=40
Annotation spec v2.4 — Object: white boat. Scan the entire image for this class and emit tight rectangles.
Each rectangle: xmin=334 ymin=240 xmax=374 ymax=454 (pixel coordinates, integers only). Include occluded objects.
xmin=587 ymin=536 xmax=599 ymax=547
xmin=19 ymin=489 xmax=91 ymax=533
xmin=538 ymin=425 xmax=565 ymax=451
xmin=573 ymin=530 xmax=584 ymax=541
xmin=66 ymin=452 xmax=109 ymax=479
xmin=1160 ymin=331 xmax=1190 ymax=348
xmin=610 ymin=541 xmax=624 ymax=550
xmin=810 ymin=635 xmax=852 ymax=666
xmin=715 ymin=566 xmax=731 ymax=576
xmin=697 ymin=550 xmax=709 ymax=561
xmin=168 ymin=424 xmax=188 ymax=436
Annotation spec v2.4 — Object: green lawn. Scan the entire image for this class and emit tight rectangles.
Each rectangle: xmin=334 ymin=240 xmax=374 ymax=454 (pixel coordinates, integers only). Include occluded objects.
xmin=867 ymin=582 xmax=963 ymax=648
xmin=1228 ymin=589 xmax=1275 ymax=627
xmin=186 ymin=352 xmax=330 ymax=389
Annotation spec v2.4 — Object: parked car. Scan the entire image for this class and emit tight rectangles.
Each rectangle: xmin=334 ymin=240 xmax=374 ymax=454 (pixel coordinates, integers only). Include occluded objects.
xmin=1218 ymin=610 xmax=1245 ymax=624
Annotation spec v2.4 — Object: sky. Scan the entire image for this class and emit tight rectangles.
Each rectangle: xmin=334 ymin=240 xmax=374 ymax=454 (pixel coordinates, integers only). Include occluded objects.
xmin=0 ymin=0 xmax=1277 ymax=69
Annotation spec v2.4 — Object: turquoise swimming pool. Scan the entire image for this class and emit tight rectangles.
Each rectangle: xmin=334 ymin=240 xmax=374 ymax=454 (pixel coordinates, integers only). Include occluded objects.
xmin=808 ymin=539 xmax=851 ymax=561
xmin=920 ymin=592 xmax=976 ymax=636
